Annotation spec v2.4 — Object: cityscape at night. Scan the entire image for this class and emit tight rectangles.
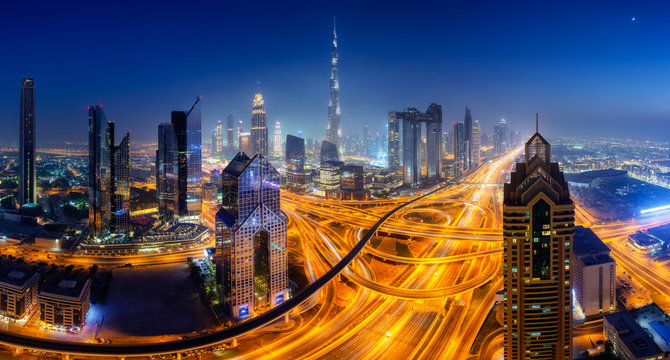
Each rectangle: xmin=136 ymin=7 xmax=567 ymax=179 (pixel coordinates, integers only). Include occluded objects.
xmin=2 ymin=1 xmax=670 ymax=359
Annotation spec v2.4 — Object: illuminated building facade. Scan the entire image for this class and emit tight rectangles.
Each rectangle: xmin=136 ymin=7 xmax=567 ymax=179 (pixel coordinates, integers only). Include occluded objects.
xmin=227 ymin=114 xmax=235 ymax=150
xmin=215 ymin=120 xmax=224 ymax=154
xmin=326 ymin=19 xmax=341 ymax=154
xmin=170 ymin=97 xmax=203 ymax=223
xmin=157 ymin=123 xmax=178 ymax=222
xmin=572 ymin=226 xmax=616 ymax=318
xmin=0 ymin=263 xmax=39 ymax=319
xmin=389 ymin=104 xmax=442 ymax=186
xmin=387 ymin=111 xmax=400 ymax=171
xmin=495 ymin=118 xmax=509 ymax=155
xmin=250 ymin=92 xmax=268 ymax=156
xmin=88 ymin=106 xmax=130 ymax=240
xmin=503 ymin=116 xmax=574 ymax=359
xmin=472 ymin=120 xmax=481 ymax=167
xmin=216 ymin=153 xmax=288 ymax=319
xmin=39 ymin=276 xmax=91 ymax=329
xmin=19 ymin=77 xmax=36 ymax=205
xmin=273 ymin=121 xmax=282 ymax=155
xmin=453 ymin=122 xmax=465 ymax=174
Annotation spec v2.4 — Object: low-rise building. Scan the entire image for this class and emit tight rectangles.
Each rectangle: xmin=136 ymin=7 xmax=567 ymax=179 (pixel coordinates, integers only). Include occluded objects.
xmin=573 ymin=226 xmax=616 ymax=318
xmin=0 ymin=263 xmax=39 ymax=319
xmin=604 ymin=311 xmax=665 ymax=360
xmin=39 ymin=275 xmax=91 ymax=329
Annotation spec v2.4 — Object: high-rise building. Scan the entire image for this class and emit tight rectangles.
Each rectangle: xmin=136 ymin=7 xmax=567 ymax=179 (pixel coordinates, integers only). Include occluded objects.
xmin=215 ymin=120 xmax=224 ymax=154
xmin=572 ymin=226 xmax=616 ymax=318
xmin=389 ymin=104 xmax=442 ymax=186
xmin=286 ymin=134 xmax=310 ymax=191
xmin=472 ymin=120 xmax=481 ymax=167
xmin=463 ymin=106 xmax=472 ymax=169
xmin=239 ymin=133 xmax=252 ymax=155
xmin=326 ymin=19 xmax=342 ymax=153
xmin=453 ymin=122 xmax=465 ymax=174
xmin=88 ymin=106 xmax=130 ymax=241
xmin=156 ymin=123 xmax=178 ymax=221
xmin=387 ymin=111 xmax=401 ymax=171
xmin=215 ymin=152 xmax=288 ymax=319
xmin=112 ymin=132 xmax=130 ymax=236
xmin=320 ymin=140 xmax=339 ymax=164
xmin=273 ymin=121 xmax=282 ymax=155
xmin=503 ymin=115 xmax=574 ymax=359
xmin=170 ymin=97 xmax=203 ymax=223
xmin=250 ymin=92 xmax=268 ymax=157
xmin=19 ymin=78 xmax=36 ymax=205
xmin=494 ymin=118 xmax=509 ymax=155
xmin=227 ymin=114 xmax=235 ymax=150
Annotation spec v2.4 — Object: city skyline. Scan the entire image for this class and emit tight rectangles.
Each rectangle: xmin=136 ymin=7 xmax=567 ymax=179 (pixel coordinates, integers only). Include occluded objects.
xmin=1 ymin=2 xmax=669 ymax=145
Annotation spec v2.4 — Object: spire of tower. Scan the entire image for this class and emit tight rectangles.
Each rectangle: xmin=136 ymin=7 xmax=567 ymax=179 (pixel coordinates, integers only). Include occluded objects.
xmin=333 ymin=16 xmax=337 ymax=38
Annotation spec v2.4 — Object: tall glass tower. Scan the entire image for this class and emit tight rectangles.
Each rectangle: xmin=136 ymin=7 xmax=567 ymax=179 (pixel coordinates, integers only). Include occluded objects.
xmin=326 ymin=19 xmax=341 ymax=153
xmin=19 ymin=78 xmax=36 ymax=205
xmin=216 ymin=152 xmax=288 ymax=319
xmin=503 ymin=115 xmax=574 ymax=359
xmin=156 ymin=123 xmax=178 ymax=222
xmin=250 ymin=92 xmax=268 ymax=157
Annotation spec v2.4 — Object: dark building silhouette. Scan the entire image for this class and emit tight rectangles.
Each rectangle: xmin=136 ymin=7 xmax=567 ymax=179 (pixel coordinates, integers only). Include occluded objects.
xmin=156 ymin=123 xmax=178 ymax=221
xmin=463 ymin=106 xmax=472 ymax=169
xmin=320 ymin=140 xmax=339 ymax=164
xmin=387 ymin=111 xmax=401 ymax=170
xmin=227 ymin=114 xmax=235 ymax=149
xmin=286 ymin=134 xmax=310 ymax=191
xmin=503 ymin=115 xmax=574 ymax=359
xmin=88 ymin=106 xmax=130 ymax=240
xmin=19 ymin=78 xmax=36 ymax=205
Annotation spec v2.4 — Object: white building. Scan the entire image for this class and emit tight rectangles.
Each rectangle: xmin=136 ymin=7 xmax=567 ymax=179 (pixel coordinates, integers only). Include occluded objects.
xmin=573 ymin=226 xmax=616 ymax=318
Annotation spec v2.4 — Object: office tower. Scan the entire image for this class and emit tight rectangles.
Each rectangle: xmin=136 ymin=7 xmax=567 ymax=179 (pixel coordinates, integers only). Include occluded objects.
xmin=463 ymin=106 xmax=472 ymax=169
xmin=389 ymin=104 xmax=442 ymax=186
xmin=239 ymin=133 xmax=252 ymax=155
xmin=472 ymin=120 xmax=481 ymax=167
xmin=88 ymin=106 xmax=130 ymax=240
xmin=227 ymin=114 xmax=235 ymax=150
xmin=326 ymin=19 xmax=341 ymax=153
xmin=572 ymin=226 xmax=616 ymax=318
xmin=502 ymin=115 xmax=574 ymax=359
xmin=215 ymin=120 xmax=224 ymax=154
xmin=19 ymin=78 xmax=36 ymax=205
xmin=453 ymin=122 xmax=465 ymax=174
xmin=320 ymin=140 xmax=339 ymax=164
xmin=170 ymin=97 xmax=203 ymax=223
xmin=273 ymin=121 xmax=282 ymax=154
xmin=494 ymin=118 xmax=509 ymax=155
xmin=157 ymin=123 xmax=178 ymax=221
xmin=387 ymin=111 xmax=401 ymax=170
xmin=112 ymin=132 xmax=130 ymax=236
xmin=215 ymin=152 xmax=288 ymax=319
xmin=286 ymin=134 xmax=310 ymax=191
xmin=250 ymin=92 xmax=268 ymax=157
xmin=237 ymin=119 xmax=244 ymax=146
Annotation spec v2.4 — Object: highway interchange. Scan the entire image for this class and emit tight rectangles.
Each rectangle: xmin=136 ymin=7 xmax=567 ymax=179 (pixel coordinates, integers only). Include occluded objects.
xmin=2 ymin=148 xmax=670 ymax=359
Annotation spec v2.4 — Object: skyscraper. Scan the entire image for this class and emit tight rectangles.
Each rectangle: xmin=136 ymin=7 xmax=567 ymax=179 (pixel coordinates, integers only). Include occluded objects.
xmin=472 ymin=120 xmax=481 ymax=167
xmin=215 ymin=120 xmax=224 ymax=154
xmin=494 ymin=118 xmax=509 ymax=155
xmin=215 ymin=152 xmax=288 ymax=319
xmin=320 ymin=140 xmax=339 ymax=164
xmin=156 ymin=123 xmax=178 ymax=221
xmin=112 ymin=132 xmax=130 ymax=236
xmin=503 ymin=115 xmax=574 ymax=359
xmin=273 ymin=121 xmax=282 ymax=154
xmin=19 ymin=78 xmax=36 ymax=205
xmin=250 ymin=92 xmax=268 ymax=157
xmin=326 ymin=19 xmax=341 ymax=153
xmin=453 ymin=122 xmax=465 ymax=174
xmin=389 ymin=104 xmax=442 ymax=186
xmin=170 ymin=97 xmax=203 ymax=223
xmin=463 ymin=106 xmax=472 ymax=169
xmin=227 ymin=114 xmax=235 ymax=150
xmin=88 ymin=106 xmax=130 ymax=240
xmin=286 ymin=134 xmax=310 ymax=191
xmin=387 ymin=111 xmax=400 ymax=170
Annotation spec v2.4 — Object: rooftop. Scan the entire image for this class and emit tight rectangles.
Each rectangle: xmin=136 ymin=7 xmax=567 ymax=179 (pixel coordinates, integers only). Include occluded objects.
xmin=41 ymin=272 xmax=90 ymax=299
xmin=573 ymin=226 xmax=615 ymax=266
xmin=605 ymin=311 xmax=663 ymax=358
xmin=0 ymin=261 xmax=39 ymax=289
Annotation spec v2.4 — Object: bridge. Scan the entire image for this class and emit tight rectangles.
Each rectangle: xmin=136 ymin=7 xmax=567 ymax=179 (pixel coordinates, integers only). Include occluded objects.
xmin=0 ymin=185 xmax=448 ymax=359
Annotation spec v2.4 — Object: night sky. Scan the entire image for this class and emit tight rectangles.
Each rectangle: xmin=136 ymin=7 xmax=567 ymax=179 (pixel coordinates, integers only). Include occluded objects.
xmin=1 ymin=0 xmax=669 ymax=145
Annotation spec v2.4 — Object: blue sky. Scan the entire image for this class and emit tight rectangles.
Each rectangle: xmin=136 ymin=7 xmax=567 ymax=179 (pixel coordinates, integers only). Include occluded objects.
xmin=0 ymin=0 xmax=669 ymax=144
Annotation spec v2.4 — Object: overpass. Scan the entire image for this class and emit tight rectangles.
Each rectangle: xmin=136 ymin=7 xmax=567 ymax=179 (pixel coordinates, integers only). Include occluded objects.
xmin=0 ymin=185 xmax=449 ymax=359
